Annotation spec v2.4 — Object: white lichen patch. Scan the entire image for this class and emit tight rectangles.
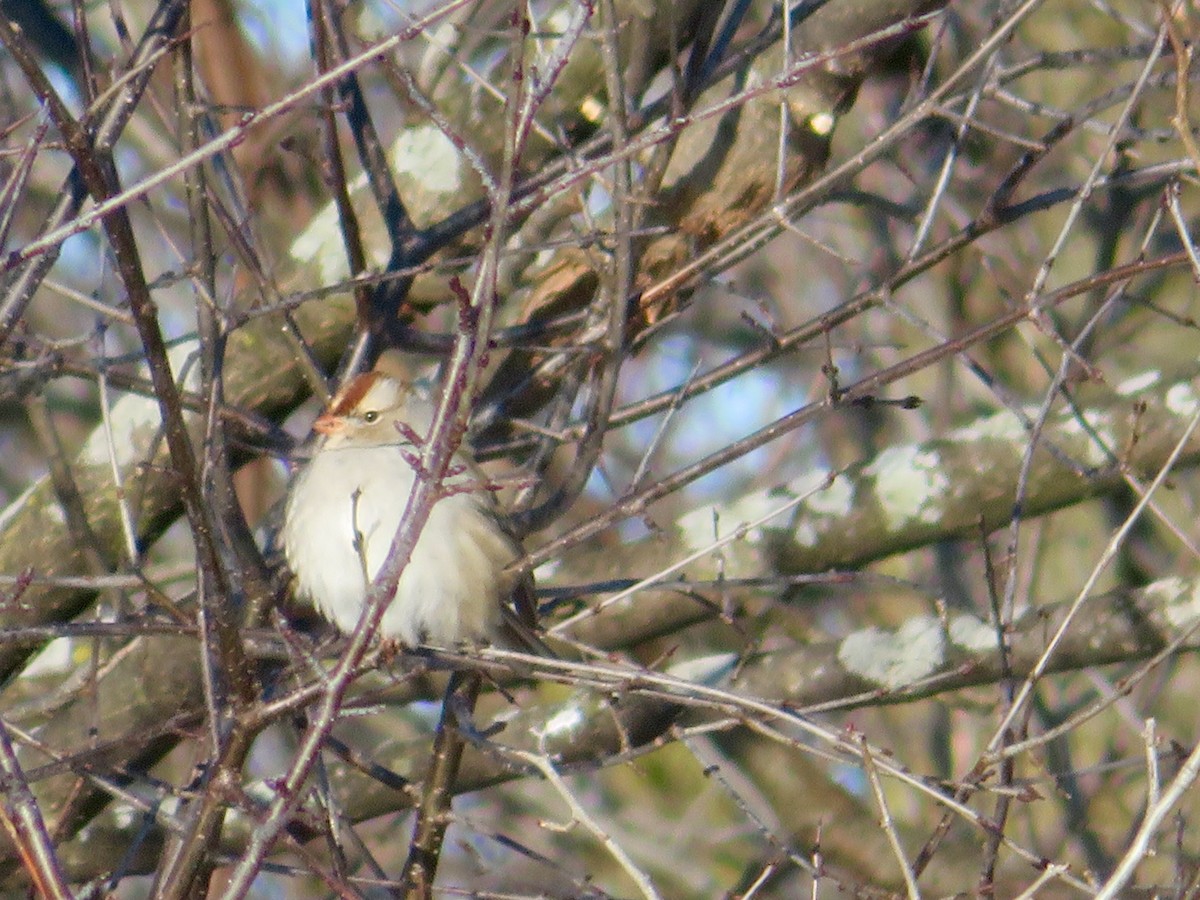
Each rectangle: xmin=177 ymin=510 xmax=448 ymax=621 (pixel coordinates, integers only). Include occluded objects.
xmin=1166 ymin=381 xmax=1200 ymax=418
xmin=1116 ymin=370 xmax=1160 ymax=396
xmin=793 ymin=519 xmax=820 ymax=548
xmin=677 ymin=487 xmax=782 ymax=549
xmin=392 ymin=124 xmax=463 ymax=194
xmin=245 ymin=778 xmax=282 ymax=805
xmin=809 ymin=111 xmax=836 ymax=136
xmin=678 ymin=472 xmax=839 ymax=553
xmin=838 ymin=615 xmax=945 ymax=690
xmin=417 ymin=22 xmax=460 ymax=84
xmin=539 ymin=703 xmax=585 ymax=741
xmin=802 ymin=471 xmax=854 ymax=517
xmin=1058 ymin=409 xmax=1114 ymax=467
xmin=579 ymin=95 xmax=605 ymax=123
xmin=864 ymin=445 xmax=949 ymax=531
xmin=1145 ymin=576 xmax=1200 ymax=629
xmin=677 ymin=504 xmax=727 ymax=550
xmin=81 ymin=340 xmax=202 ymax=471
xmin=949 ymin=614 xmax=997 ymax=653
xmin=80 ymin=388 xmax=162 ymax=469
xmin=537 ymin=7 xmax=576 ymax=70
xmin=290 ymin=201 xmax=356 ymax=283
xmin=666 ymin=652 xmax=737 ymax=685
xmin=111 ymin=802 xmax=138 ymax=830
xmin=542 ymin=5 xmax=573 ymax=38
xmin=22 ymin=637 xmax=74 ymax=676
xmin=949 ymin=407 xmax=1027 ymax=444
xmin=290 ymin=123 xmax=464 ymax=283
xmin=723 ymin=488 xmax=791 ymax=540
xmin=792 ymin=473 xmax=853 ymax=547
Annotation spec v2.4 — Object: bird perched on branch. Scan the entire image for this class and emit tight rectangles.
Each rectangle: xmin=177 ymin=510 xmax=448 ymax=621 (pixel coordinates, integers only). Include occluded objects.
xmin=282 ymin=368 xmax=543 ymax=653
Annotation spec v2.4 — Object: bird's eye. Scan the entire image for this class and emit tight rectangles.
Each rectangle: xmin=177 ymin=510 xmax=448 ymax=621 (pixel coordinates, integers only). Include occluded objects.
xmin=362 ymin=410 xmax=379 ymax=423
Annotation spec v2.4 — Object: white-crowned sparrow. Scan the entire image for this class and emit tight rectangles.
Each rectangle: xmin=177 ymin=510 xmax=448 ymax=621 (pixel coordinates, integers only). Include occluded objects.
xmin=282 ymin=371 xmax=541 ymax=650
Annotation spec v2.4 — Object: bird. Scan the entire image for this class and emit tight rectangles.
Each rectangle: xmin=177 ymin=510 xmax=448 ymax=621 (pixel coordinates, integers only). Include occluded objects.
xmin=281 ymin=370 xmax=542 ymax=652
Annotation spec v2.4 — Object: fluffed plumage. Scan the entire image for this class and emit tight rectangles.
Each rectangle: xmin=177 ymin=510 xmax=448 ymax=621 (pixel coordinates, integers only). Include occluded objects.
xmin=282 ymin=372 xmax=540 ymax=650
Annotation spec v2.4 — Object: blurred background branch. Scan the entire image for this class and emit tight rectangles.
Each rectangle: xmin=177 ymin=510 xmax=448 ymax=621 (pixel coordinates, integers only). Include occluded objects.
xmin=2 ymin=0 xmax=1200 ymax=895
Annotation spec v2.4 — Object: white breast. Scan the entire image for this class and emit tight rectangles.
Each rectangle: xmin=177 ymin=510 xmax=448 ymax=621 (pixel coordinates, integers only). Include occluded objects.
xmin=282 ymin=445 xmax=512 ymax=646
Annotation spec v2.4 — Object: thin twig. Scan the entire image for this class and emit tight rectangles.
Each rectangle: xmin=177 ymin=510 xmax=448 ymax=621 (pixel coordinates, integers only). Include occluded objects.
xmin=987 ymin=402 xmax=1200 ymax=748
xmin=0 ymin=718 xmax=73 ymax=899
xmin=1095 ymin=723 xmax=1200 ymax=898
xmin=512 ymin=747 xmax=663 ymax=900
xmin=859 ymin=736 xmax=920 ymax=899
xmin=400 ymin=671 xmax=481 ymax=896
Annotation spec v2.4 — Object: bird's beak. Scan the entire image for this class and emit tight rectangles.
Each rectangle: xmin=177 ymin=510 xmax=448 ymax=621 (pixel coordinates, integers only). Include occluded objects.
xmin=313 ymin=414 xmax=345 ymax=435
